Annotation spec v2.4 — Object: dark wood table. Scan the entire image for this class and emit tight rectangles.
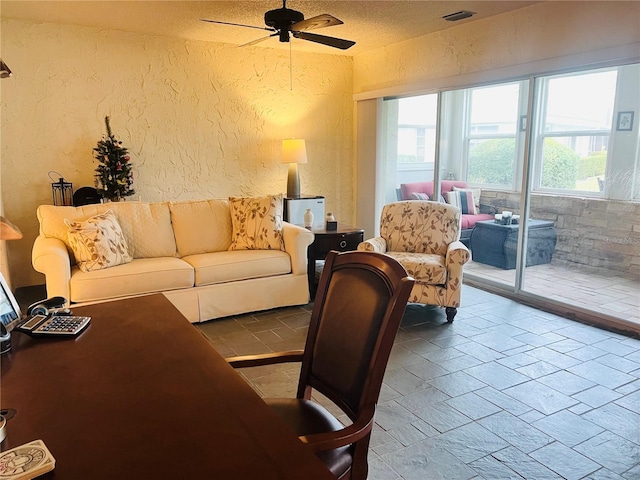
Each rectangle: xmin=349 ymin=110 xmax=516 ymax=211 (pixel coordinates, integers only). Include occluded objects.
xmin=307 ymin=223 xmax=364 ymax=297
xmin=0 ymin=294 xmax=334 ymax=479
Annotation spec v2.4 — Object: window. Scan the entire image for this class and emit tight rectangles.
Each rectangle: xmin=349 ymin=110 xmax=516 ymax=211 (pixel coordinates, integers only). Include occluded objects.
xmin=396 ymin=94 xmax=438 ymax=164
xmin=532 ymin=68 xmax=618 ymax=193
xmin=383 ymin=63 xmax=638 ymax=201
xmin=465 ymin=83 xmax=523 ymax=189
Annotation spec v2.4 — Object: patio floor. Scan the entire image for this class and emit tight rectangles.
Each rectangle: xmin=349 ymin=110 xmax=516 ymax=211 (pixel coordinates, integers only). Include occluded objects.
xmin=465 ymin=259 xmax=640 ymax=331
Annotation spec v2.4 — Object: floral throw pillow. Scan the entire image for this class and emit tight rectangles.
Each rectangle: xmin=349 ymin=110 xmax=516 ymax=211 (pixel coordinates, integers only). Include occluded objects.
xmin=65 ymin=210 xmax=132 ymax=272
xmin=228 ymin=194 xmax=285 ymax=251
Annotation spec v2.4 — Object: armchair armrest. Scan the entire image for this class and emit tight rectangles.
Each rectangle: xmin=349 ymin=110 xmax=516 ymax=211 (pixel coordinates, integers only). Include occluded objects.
xmin=357 ymin=237 xmax=387 ymax=253
xmin=446 ymin=240 xmax=471 ymax=268
xmin=444 ymin=240 xmax=470 ymax=306
xmin=301 ymin=416 xmax=375 ymax=453
xmin=282 ymin=222 xmax=314 ymax=276
xmin=226 ymin=350 xmax=304 ymax=368
xmin=31 ymin=235 xmax=72 ymax=300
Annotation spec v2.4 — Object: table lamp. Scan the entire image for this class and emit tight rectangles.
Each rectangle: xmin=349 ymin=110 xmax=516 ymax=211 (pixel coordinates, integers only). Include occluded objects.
xmin=282 ymin=139 xmax=307 ymax=198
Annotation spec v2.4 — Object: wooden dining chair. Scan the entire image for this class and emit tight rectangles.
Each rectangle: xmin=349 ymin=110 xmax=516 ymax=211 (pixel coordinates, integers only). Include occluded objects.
xmin=227 ymin=250 xmax=414 ymax=480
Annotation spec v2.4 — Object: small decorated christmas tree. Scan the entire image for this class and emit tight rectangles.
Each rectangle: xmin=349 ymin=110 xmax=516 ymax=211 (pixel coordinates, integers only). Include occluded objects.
xmin=93 ymin=116 xmax=135 ymax=201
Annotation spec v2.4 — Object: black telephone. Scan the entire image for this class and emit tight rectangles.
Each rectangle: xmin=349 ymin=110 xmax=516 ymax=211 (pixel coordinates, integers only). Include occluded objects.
xmin=26 ymin=296 xmax=71 ymax=317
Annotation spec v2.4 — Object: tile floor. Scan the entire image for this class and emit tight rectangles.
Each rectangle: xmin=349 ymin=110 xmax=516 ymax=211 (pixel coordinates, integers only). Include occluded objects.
xmin=196 ymin=286 xmax=640 ymax=480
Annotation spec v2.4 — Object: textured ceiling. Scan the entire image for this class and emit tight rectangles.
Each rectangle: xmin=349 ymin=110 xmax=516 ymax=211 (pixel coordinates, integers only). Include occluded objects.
xmin=1 ymin=1 xmax=540 ymax=56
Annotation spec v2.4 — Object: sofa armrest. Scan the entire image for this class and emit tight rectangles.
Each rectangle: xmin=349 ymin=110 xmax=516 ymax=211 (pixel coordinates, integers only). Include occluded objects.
xmin=357 ymin=237 xmax=388 ymax=253
xmin=32 ymin=235 xmax=72 ymax=300
xmin=282 ymin=222 xmax=315 ymax=275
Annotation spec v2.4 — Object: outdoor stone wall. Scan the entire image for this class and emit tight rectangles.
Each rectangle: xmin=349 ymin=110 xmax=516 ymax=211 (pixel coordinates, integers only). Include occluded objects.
xmin=481 ymin=190 xmax=640 ymax=276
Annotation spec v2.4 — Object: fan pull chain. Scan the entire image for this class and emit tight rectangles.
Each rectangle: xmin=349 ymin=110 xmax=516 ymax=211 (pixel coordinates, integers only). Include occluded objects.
xmin=289 ymin=41 xmax=293 ymax=91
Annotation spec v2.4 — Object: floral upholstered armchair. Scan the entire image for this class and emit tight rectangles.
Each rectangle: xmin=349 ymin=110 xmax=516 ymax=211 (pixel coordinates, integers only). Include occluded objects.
xmin=358 ymin=201 xmax=471 ymax=322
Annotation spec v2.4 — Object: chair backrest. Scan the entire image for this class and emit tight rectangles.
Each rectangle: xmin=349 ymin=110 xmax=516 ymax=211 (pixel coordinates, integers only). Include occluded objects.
xmin=380 ymin=201 xmax=462 ymax=255
xmin=399 ymin=180 xmax=469 ymax=200
xmin=298 ymin=250 xmax=414 ymax=422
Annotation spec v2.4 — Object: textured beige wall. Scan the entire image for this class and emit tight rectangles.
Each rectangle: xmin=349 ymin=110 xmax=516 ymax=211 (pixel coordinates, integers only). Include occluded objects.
xmin=353 ymin=1 xmax=640 ymax=94
xmin=1 ymin=19 xmax=353 ymax=288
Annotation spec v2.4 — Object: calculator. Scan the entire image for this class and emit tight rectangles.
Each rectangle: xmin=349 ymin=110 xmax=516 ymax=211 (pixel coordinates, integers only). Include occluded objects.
xmin=17 ymin=314 xmax=91 ymax=337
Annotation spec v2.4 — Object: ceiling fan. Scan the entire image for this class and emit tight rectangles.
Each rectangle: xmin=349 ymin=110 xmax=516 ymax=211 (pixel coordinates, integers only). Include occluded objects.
xmin=201 ymin=0 xmax=355 ymax=50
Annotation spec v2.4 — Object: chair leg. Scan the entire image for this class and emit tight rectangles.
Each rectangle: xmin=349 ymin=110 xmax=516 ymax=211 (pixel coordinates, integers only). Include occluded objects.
xmin=445 ymin=307 xmax=457 ymax=323
xmin=348 ymin=434 xmax=371 ymax=480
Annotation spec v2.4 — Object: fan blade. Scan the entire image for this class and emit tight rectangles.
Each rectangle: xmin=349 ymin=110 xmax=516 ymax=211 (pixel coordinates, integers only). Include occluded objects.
xmin=200 ymin=18 xmax=275 ymax=32
xmin=240 ymin=33 xmax=278 ymax=47
xmin=292 ymin=31 xmax=355 ymax=50
xmin=290 ymin=14 xmax=343 ymax=32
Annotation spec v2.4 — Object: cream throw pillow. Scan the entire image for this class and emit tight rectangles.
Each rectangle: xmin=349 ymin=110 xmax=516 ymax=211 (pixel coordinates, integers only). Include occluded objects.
xmin=65 ymin=210 xmax=132 ymax=272
xmin=228 ymin=194 xmax=284 ymax=251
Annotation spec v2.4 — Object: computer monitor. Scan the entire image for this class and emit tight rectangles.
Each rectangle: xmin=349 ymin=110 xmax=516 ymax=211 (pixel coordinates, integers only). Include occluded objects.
xmin=0 ymin=272 xmax=21 ymax=332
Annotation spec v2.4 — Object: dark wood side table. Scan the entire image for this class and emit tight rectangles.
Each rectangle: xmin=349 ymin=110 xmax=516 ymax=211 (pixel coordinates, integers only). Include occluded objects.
xmin=308 ymin=223 xmax=364 ymax=298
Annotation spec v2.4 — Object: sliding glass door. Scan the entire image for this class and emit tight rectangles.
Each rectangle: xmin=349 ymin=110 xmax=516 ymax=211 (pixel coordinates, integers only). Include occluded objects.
xmin=381 ymin=62 xmax=640 ymax=331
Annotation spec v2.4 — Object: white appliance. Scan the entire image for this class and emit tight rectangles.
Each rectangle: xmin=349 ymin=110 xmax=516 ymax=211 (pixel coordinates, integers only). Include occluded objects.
xmin=284 ymin=196 xmax=325 ymax=229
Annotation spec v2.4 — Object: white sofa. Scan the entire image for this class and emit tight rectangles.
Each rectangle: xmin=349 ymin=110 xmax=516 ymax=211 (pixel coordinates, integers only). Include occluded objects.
xmin=32 ymin=199 xmax=314 ymax=323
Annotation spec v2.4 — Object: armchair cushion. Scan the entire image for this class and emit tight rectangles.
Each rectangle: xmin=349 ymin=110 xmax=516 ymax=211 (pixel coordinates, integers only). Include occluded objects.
xmin=267 ymin=398 xmax=352 ymax=478
xmin=386 ymin=252 xmax=447 ymax=284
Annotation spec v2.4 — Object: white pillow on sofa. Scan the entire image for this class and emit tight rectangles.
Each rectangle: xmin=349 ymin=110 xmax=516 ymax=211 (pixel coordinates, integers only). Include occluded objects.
xmin=65 ymin=210 xmax=132 ymax=272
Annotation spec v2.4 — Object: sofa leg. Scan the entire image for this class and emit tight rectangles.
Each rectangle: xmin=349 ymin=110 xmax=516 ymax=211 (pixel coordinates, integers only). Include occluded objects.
xmin=445 ymin=307 xmax=457 ymax=323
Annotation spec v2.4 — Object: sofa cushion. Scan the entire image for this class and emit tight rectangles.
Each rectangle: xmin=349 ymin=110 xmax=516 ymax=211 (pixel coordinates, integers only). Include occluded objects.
xmin=69 ymin=257 xmax=194 ymax=303
xmin=386 ymin=251 xmax=447 ymax=285
xmin=461 ymin=213 xmax=494 ymax=230
xmin=183 ymin=250 xmax=291 ymax=287
xmin=108 ymin=202 xmax=177 ymax=258
xmin=400 ymin=181 xmax=469 ymax=200
xmin=65 ymin=210 xmax=132 ymax=272
xmin=170 ymin=199 xmax=233 ymax=256
xmin=228 ymin=194 xmax=285 ymax=251
xmin=38 ymin=202 xmax=177 ymax=260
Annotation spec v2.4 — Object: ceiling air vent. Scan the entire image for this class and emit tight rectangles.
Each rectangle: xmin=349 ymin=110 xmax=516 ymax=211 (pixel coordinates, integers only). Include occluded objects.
xmin=442 ymin=11 xmax=475 ymax=22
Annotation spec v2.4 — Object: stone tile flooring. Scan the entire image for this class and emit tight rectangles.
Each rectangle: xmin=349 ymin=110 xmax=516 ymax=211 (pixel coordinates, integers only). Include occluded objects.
xmin=196 ymin=286 xmax=640 ymax=479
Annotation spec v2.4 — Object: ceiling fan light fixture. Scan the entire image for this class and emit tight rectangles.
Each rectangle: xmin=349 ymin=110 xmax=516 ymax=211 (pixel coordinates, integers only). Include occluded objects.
xmin=201 ymin=0 xmax=355 ymax=50
xmin=442 ymin=10 xmax=475 ymax=22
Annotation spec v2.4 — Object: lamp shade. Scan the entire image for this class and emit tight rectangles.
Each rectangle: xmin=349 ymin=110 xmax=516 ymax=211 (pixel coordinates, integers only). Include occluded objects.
xmin=281 ymin=139 xmax=308 ymax=164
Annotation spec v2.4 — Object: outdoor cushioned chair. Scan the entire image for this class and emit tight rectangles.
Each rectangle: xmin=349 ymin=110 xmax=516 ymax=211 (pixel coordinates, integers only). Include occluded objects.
xmin=358 ymin=200 xmax=471 ymax=322
xmin=226 ymin=250 xmax=414 ymax=480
